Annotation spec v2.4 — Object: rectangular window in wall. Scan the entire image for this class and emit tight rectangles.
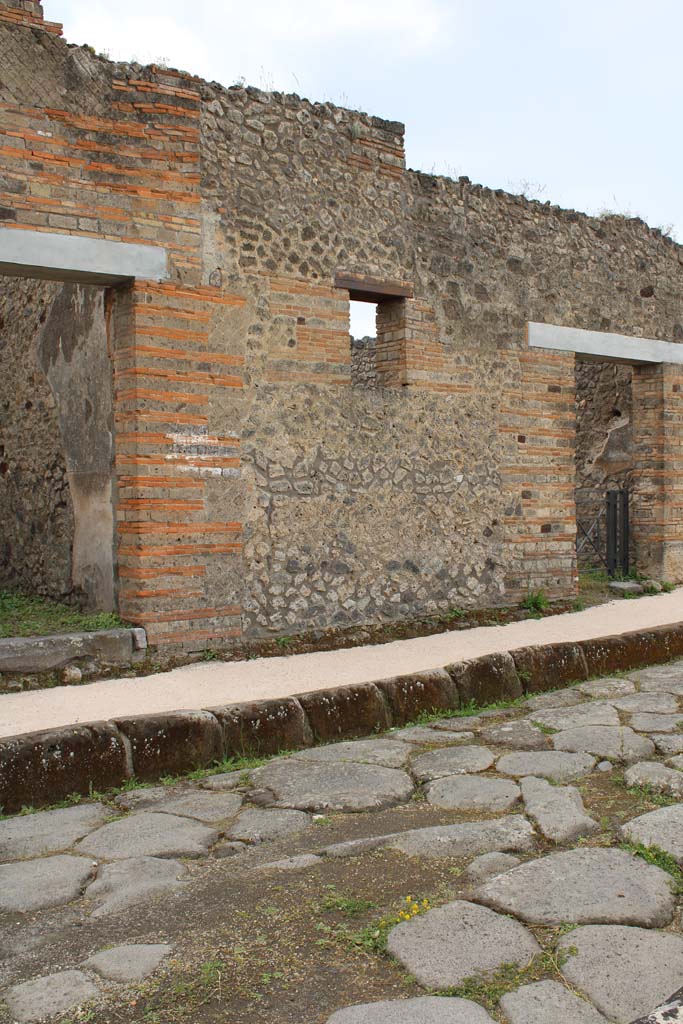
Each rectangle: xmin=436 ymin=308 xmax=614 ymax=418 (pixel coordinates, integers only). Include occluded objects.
xmin=335 ymin=272 xmax=414 ymax=389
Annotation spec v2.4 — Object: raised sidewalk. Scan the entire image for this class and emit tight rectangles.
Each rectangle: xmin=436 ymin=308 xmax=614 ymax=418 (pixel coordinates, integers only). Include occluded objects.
xmin=2 ymin=591 xmax=683 ymax=739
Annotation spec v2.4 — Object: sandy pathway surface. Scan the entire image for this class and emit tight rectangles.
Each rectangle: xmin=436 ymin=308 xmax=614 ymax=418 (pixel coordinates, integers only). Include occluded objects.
xmin=2 ymin=591 xmax=682 ymax=738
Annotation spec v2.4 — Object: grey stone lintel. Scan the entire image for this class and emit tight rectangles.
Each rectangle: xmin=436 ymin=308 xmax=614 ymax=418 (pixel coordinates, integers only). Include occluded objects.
xmin=528 ymin=321 xmax=683 ymax=365
xmin=0 ymin=227 xmax=168 ymax=285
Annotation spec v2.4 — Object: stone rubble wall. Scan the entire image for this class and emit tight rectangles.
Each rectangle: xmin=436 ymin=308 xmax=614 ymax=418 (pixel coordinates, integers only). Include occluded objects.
xmin=350 ymin=336 xmax=377 ymax=389
xmin=0 ymin=3 xmax=682 ymax=649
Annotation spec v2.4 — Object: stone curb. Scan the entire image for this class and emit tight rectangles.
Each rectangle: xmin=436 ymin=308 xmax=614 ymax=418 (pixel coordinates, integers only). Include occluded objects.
xmin=0 ymin=627 xmax=146 ymax=675
xmin=1 ymin=620 xmax=683 ymax=814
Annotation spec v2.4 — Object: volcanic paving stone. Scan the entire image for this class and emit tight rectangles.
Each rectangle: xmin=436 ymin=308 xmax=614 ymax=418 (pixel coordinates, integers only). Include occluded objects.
xmin=431 ymin=717 xmax=482 ymax=732
xmin=499 ymin=980 xmax=609 ymax=1023
xmin=83 ymin=943 xmax=171 ymax=983
xmin=326 ymin=997 xmax=496 ymax=1023
xmin=462 ymin=852 xmax=521 ymax=885
xmin=389 ymin=816 xmax=535 ymax=859
xmin=258 ymin=854 xmax=321 ymax=871
xmin=0 ymin=803 xmax=109 ymax=861
xmin=558 ymin=925 xmax=683 ymax=1022
xmin=114 ymin=786 xmax=171 ymax=811
xmin=631 ymin=988 xmax=683 ymax=1024
xmin=86 ymin=857 xmax=188 ymax=918
xmin=426 ymin=775 xmax=520 ymax=812
xmin=624 ymin=762 xmax=683 ymax=798
xmin=630 ymin=714 xmax=683 ymax=733
xmin=199 ymin=771 xmax=244 ymax=791
xmin=137 ymin=791 xmax=243 ymax=824
xmin=552 ymin=726 xmax=655 ymax=761
xmin=479 ymin=720 xmax=549 ymax=750
xmin=5 ymin=971 xmax=99 ymax=1023
xmin=0 ymin=855 xmax=96 ymax=913
xmin=653 ymin=735 xmax=683 ymax=755
xmin=529 ymin=702 xmax=619 ymax=730
xmin=391 ymin=726 xmax=474 ymax=746
xmin=250 ymin=759 xmax=414 ymax=812
xmin=323 ymin=835 xmax=399 ymax=859
xmin=578 ymin=678 xmax=637 ymax=699
xmin=75 ymin=812 xmax=219 ymax=861
xmin=496 ymin=750 xmax=596 ymax=782
xmin=410 ymin=745 xmax=495 ymax=782
xmin=621 ymin=804 xmax=683 ymax=862
xmin=635 ymin=665 xmax=683 ymax=693
xmin=609 ymin=693 xmax=680 ymax=714
xmin=520 ymin=777 xmax=599 ymax=843
xmin=291 ymin=738 xmax=410 ymax=768
xmin=525 ymin=690 xmax=585 ymax=710
xmin=475 ymin=847 xmax=675 ymax=926
xmin=668 ymin=755 xmax=683 ymax=770
xmin=226 ymin=808 xmax=311 ymax=843
xmin=419 ymin=730 xmax=476 ymax=744
xmin=386 ymin=900 xmax=540 ymax=989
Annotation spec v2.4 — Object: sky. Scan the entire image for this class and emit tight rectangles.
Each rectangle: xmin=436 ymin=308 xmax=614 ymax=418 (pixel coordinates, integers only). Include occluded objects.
xmin=47 ymin=0 xmax=683 ymax=337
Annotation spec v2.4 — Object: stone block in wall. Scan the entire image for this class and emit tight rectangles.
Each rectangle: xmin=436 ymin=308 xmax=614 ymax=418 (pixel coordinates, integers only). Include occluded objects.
xmin=510 ymin=643 xmax=588 ymax=694
xmin=297 ymin=684 xmax=391 ymax=742
xmin=0 ymin=723 xmax=129 ymax=814
xmin=114 ymin=711 xmax=223 ymax=782
xmin=375 ymin=669 xmax=458 ymax=726
xmin=446 ymin=653 xmax=522 ymax=707
xmin=210 ymin=698 xmax=312 ymax=758
xmin=0 ymin=629 xmax=134 ymax=674
xmin=579 ymin=629 xmax=683 ymax=678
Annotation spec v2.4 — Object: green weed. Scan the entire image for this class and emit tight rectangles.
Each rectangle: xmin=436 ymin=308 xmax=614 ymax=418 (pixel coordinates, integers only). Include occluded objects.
xmin=532 ymin=721 xmax=559 ymax=735
xmin=199 ymin=649 xmax=220 ymax=662
xmin=522 ymin=589 xmax=549 ymax=614
xmin=438 ymin=948 xmax=573 ymax=1010
xmin=320 ymin=889 xmax=378 ymax=916
xmin=622 ymin=841 xmax=683 ymax=893
xmin=0 ymin=589 xmax=124 ymax=638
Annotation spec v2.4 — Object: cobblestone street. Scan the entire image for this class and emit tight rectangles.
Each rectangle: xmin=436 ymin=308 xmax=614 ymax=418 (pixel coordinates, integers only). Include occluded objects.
xmin=4 ymin=662 xmax=683 ymax=1022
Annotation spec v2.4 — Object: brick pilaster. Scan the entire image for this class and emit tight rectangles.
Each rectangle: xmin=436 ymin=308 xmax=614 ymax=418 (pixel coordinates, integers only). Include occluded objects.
xmin=110 ymin=281 xmax=246 ymax=646
xmin=632 ymin=363 xmax=683 ymax=581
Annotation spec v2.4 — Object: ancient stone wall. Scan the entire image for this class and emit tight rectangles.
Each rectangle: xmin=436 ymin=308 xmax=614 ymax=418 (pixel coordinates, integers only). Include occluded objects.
xmin=350 ymin=337 xmax=377 ymax=389
xmin=1 ymin=2 xmax=682 ymax=648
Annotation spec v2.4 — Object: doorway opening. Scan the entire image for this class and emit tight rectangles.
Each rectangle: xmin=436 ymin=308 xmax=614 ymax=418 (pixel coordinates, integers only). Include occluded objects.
xmin=575 ymin=358 xmax=635 ymax=576
xmin=0 ymin=274 xmax=116 ymax=612
xmin=349 ymin=299 xmax=378 ymax=388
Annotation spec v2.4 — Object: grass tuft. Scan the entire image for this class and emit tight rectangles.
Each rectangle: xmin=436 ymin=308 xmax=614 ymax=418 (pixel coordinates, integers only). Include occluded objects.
xmin=437 ymin=948 xmax=573 ymax=1010
xmin=521 ymin=589 xmax=549 ymax=614
xmin=0 ymin=589 xmax=124 ymax=638
xmin=621 ymin=841 xmax=683 ymax=893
